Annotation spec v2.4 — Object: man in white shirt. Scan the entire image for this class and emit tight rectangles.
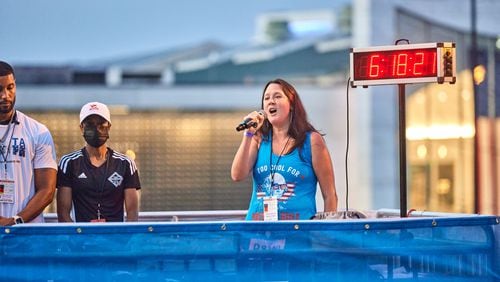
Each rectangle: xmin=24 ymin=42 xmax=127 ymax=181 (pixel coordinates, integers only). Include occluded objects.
xmin=0 ymin=61 xmax=57 ymax=225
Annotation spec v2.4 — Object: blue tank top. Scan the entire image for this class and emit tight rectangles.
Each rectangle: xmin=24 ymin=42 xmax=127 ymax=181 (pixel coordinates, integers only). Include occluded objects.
xmin=247 ymin=131 xmax=317 ymax=220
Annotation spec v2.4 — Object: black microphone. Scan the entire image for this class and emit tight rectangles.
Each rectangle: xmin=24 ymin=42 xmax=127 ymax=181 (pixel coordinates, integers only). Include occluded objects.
xmin=236 ymin=110 xmax=266 ymax=131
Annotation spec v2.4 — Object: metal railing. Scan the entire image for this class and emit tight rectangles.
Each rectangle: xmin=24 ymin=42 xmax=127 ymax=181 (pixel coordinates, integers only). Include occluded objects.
xmin=43 ymin=208 xmax=487 ymax=223
xmin=44 ymin=210 xmax=248 ymax=223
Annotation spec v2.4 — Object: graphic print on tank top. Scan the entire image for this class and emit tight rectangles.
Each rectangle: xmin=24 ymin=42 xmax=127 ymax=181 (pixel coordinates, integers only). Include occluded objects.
xmin=257 ymin=173 xmax=295 ymax=202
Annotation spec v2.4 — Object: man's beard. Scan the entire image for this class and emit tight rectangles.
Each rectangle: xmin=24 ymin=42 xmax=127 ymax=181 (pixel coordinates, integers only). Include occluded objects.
xmin=0 ymin=98 xmax=15 ymax=114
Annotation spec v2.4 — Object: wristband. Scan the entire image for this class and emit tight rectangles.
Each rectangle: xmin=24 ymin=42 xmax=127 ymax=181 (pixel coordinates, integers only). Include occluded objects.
xmin=244 ymin=131 xmax=254 ymax=137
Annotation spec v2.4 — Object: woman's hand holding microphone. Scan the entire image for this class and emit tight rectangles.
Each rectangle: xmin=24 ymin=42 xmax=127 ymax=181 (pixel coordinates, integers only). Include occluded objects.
xmin=236 ymin=110 xmax=266 ymax=137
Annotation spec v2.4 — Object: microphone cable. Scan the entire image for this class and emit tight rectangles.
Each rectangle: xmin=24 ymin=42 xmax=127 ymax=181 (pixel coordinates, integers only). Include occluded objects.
xmin=344 ymin=77 xmax=351 ymax=216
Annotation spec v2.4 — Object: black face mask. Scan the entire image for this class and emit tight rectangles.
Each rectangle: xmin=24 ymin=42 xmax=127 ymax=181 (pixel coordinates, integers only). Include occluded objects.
xmin=83 ymin=126 xmax=109 ymax=148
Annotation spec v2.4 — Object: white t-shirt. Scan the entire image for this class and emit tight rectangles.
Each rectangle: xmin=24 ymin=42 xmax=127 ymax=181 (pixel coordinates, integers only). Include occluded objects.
xmin=0 ymin=111 xmax=57 ymax=223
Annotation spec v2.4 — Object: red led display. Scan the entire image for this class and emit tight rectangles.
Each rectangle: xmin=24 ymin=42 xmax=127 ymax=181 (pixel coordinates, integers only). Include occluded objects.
xmin=353 ymin=48 xmax=437 ymax=81
xmin=350 ymin=42 xmax=456 ymax=87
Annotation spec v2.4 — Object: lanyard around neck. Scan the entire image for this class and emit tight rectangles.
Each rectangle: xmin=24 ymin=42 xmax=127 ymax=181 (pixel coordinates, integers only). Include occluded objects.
xmin=97 ymin=149 xmax=110 ymax=220
xmin=269 ymin=134 xmax=291 ymax=184
xmin=0 ymin=118 xmax=17 ymax=176
xmin=0 ymin=112 xmax=15 ymax=144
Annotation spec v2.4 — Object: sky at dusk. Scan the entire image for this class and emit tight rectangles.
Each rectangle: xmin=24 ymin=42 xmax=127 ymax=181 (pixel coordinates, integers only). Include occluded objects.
xmin=2 ymin=0 xmax=348 ymax=65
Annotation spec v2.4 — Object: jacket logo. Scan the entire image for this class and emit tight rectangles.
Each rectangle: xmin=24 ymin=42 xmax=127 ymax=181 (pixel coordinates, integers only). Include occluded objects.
xmin=108 ymin=172 xmax=123 ymax=187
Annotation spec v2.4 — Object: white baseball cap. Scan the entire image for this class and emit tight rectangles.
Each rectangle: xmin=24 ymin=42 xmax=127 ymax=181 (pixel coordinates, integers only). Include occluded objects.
xmin=79 ymin=102 xmax=111 ymax=124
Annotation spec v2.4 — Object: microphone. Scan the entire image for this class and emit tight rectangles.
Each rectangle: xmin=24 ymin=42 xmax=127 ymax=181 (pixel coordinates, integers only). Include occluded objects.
xmin=236 ymin=110 xmax=266 ymax=131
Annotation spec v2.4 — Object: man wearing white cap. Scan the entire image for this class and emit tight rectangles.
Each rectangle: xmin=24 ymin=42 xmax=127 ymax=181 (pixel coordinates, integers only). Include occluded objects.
xmin=56 ymin=102 xmax=141 ymax=222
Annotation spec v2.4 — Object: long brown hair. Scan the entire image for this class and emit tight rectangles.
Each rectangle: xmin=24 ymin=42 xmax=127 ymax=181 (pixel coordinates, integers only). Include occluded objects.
xmin=259 ymin=78 xmax=317 ymax=152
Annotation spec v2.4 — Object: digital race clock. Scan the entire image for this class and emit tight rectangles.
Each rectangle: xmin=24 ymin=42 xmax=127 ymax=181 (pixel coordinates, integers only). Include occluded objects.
xmin=350 ymin=42 xmax=456 ymax=87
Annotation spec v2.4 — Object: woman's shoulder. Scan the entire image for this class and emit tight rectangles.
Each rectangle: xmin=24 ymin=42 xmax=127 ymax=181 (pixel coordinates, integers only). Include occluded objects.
xmin=308 ymin=131 xmax=326 ymax=147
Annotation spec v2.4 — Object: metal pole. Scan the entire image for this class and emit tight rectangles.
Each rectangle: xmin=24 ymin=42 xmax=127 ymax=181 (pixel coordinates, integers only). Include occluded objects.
xmin=487 ymin=41 xmax=497 ymax=213
xmin=470 ymin=0 xmax=480 ymax=213
xmin=398 ymin=84 xmax=407 ymax=217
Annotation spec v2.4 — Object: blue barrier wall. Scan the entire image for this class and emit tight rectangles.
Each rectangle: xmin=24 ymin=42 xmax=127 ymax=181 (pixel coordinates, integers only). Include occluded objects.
xmin=1 ymin=216 xmax=498 ymax=281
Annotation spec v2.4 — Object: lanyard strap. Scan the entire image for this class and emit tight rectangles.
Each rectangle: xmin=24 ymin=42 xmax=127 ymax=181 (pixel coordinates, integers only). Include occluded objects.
xmin=97 ymin=149 xmax=110 ymax=220
xmin=269 ymin=134 xmax=291 ymax=184
xmin=0 ymin=121 xmax=17 ymax=177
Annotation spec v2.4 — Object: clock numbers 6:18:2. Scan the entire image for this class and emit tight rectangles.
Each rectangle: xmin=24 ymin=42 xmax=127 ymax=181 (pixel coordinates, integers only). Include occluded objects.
xmin=356 ymin=49 xmax=437 ymax=80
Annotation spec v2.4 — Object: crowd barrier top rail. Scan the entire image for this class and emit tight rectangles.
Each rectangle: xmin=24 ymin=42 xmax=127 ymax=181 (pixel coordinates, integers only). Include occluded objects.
xmin=42 ymin=208 xmax=496 ymax=222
